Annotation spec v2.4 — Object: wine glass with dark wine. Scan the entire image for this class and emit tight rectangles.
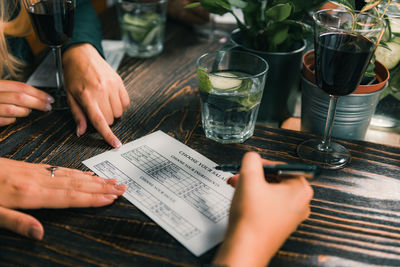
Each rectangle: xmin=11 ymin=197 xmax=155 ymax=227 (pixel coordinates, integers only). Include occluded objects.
xmin=297 ymin=9 xmax=385 ymax=169
xmin=24 ymin=0 xmax=75 ymax=110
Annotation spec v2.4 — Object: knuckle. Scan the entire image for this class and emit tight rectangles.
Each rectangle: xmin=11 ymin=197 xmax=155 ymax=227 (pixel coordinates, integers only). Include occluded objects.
xmin=107 ymin=117 xmax=114 ymax=126
xmin=13 ymin=93 xmax=26 ymax=103
xmin=6 ymin=179 xmax=32 ymax=206
xmin=69 ymin=178 xmax=84 ymax=190
xmin=90 ymin=193 xmax=102 ymax=205
xmin=10 ymin=180 xmax=31 ymax=194
xmin=101 ymin=183 xmax=111 ymax=192
xmin=79 ymin=89 xmax=92 ymax=102
xmin=3 ymin=105 xmax=16 ymax=116
xmin=15 ymin=82 xmax=29 ymax=92
xmin=91 ymin=113 xmax=104 ymax=125
xmin=63 ymin=189 xmax=74 ymax=200
xmin=94 ymin=79 xmax=108 ymax=92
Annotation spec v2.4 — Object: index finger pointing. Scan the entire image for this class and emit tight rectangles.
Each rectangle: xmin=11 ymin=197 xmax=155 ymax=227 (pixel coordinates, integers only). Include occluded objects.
xmin=86 ymin=104 xmax=122 ymax=148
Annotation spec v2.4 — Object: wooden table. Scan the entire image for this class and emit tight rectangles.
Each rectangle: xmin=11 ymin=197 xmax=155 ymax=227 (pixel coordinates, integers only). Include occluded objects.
xmin=1 ymin=9 xmax=400 ymax=266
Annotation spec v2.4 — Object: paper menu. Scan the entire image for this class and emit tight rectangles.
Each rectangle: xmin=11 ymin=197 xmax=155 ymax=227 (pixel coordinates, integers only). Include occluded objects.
xmin=83 ymin=131 xmax=234 ymax=256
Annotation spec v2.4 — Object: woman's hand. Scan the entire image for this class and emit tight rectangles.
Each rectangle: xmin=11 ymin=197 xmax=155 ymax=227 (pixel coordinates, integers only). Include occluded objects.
xmin=0 ymin=80 xmax=54 ymax=126
xmin=62 ymin=43 xmax=130 ymax=148
xmin=0 ymin=157 xmax=127 ymax=240
xmin=214 ymin=152 xmax=313 ymax=267
xmin=167 ymin=0 xmax=209 ymax=25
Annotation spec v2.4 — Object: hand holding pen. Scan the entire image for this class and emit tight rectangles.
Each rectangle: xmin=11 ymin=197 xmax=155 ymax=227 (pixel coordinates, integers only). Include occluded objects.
xmin=216 ymin=160 xmax=319 ymax=185
xmin=213 ymin=152 xmax=313 ymax=266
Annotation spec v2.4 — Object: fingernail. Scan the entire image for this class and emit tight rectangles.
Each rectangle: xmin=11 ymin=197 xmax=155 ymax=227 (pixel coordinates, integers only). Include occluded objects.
xmin=104 ymin=194 xmax=118 ymax=200
xmin=76 ymin=127 xmax=81 ymax=137
xmin=115 ymin=184 xmax=128 ymax=191
xmin=45 ymin=104 xmax=52 ymax=111
xmin=105 ymin=179 xmax=118 ymax=184
xmin=112 ymin=139 xmax=122 ymax=148
xmin=28 ymin=225 xmax=43 ymax=240
xmin=227 ymin=178 xmax=232 ymax=185
xmin=47 ymin=95 xmax=55 ymax=103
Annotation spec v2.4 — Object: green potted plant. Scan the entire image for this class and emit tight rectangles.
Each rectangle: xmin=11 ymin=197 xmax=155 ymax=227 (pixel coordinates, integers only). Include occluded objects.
xmin=186 ymin=0 xmax=327 ymax=125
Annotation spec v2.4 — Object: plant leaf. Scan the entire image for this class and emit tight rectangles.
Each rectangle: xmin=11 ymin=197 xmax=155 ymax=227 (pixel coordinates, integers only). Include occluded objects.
xmin=265 ymin=3 xmax=292 ymax=22
xmin=285 ymin=20 xmax=313 ymax=39
xmin=361 ymin=0 xmax=381 ymax=12
xmin=364 ymin=57 xmax=376 ymax=78
xmin=271 ymin=25 xmax=289 ymax=46
xmin=242 ymin=0 xmax=263 ymax=30
xmin=184 ymin=2 xmax=201 ymax=9
xmin=200 ymin=0 xmax=232 ymax=15
xmin=228 ymin=0 xmax=247 ymax=9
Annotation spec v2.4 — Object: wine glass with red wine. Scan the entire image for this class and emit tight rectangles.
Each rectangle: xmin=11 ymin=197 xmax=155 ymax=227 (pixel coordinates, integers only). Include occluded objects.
xmin=24 ymin=0 xmax=75 ymax=110
xmin=297 ymin=9 xmax=385 ymax=169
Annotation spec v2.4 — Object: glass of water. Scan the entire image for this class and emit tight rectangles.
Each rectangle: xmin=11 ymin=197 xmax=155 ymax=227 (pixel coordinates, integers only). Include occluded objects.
xmin=196 ymin=51 xmax=268 ymax=144
xmin=117 ymin=0 xmax=167 ymax=57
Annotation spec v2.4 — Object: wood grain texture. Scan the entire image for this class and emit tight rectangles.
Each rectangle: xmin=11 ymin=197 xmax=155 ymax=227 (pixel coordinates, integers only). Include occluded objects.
xmin=1 ymin=7 xmax=399 ymax=267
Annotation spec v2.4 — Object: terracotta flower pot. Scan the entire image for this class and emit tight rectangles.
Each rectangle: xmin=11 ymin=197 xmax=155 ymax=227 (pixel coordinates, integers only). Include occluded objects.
xmin=302 ymin=49 xmax=390 ymax=94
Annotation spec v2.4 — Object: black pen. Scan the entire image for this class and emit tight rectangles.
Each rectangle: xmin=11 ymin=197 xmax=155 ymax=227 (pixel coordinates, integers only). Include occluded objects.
xmin=215 ymin=163 xmax=319 ymax=181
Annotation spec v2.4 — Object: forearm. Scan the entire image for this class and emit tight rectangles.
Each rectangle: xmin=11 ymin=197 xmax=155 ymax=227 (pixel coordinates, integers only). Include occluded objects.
xmin=62 ymin=43 xmax=96 ymax=67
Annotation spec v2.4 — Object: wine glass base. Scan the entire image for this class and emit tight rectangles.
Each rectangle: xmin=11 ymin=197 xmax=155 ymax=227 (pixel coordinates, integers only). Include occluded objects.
xmin=49 ymin=90 xmax=69 ymax=111
xmin=297 ymin=139 xmax=351 ymax=169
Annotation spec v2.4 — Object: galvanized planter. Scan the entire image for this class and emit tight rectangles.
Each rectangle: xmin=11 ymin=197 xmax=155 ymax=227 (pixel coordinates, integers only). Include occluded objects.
xmin=301 ymin=76 xmax=387 ymax=140
xmin=230 ymin=29 xmax=306 ymax=126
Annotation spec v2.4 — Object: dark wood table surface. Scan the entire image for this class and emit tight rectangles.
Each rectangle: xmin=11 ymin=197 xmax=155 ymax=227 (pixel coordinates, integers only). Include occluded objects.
xmin=1 ymin=8 xmax=400 ymax=267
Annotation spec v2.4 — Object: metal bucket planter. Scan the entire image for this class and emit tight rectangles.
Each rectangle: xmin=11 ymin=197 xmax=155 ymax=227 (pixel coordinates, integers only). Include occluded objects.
xmin=301 ymin=50 xmax=390 ymax=140
xmin=230 ymin=29 xmax=306 ymax=126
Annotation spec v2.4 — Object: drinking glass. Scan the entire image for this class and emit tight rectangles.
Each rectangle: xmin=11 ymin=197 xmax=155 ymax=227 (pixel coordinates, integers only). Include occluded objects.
xmin=193 ymin=14 xmax=230 ymax=42
xmin=117 ymin=0 xmax=167 ymax=58
xmin=297 ymin=9 xmax=385 ymax=169
xmin=24 ymin=0 xmax=76 ymax=110
xmin=196 ymin=51 xmax=268 ymax=144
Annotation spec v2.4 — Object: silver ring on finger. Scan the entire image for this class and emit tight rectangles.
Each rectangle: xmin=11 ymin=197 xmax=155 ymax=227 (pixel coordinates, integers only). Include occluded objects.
xmin=46 ymin=166 xmax=58 ymax=178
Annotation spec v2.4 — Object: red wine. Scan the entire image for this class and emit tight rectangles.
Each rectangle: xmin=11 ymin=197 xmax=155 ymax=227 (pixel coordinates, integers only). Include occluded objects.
xmin=28 ymin=0 xmax=75 ymax=47
xmin=315 ymin=33 xmax=374 ymax=96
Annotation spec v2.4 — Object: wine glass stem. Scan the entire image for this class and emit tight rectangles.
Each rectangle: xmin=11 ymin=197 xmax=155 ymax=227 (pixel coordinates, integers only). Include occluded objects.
xmin=52 ymin=46 xmax=65 ymax=91
xmin=321 ymin=95 xmax=339 ymax=151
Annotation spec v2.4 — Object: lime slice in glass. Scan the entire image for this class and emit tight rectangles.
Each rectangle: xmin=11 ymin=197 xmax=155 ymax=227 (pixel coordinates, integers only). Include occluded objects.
xmin=209 ymin=72 xmax=242 ymax=91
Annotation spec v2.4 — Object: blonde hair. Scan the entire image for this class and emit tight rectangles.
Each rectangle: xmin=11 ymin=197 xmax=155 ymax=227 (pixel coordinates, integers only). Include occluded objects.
xmin=0 ymin=0 xmax=33 ymax=78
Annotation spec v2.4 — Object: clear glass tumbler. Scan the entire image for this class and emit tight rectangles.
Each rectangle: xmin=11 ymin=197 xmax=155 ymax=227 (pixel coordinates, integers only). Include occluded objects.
xmin=117 ymin=0 xmax=167 ymax=58
xmin=196 ymin=51 xmax=268 ymax=144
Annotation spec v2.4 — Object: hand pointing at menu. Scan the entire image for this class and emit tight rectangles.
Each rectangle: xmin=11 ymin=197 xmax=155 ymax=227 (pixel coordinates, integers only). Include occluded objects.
xmin=62 ymin=43 xmax=130 ymax=148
